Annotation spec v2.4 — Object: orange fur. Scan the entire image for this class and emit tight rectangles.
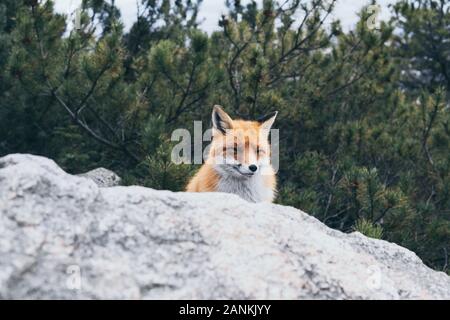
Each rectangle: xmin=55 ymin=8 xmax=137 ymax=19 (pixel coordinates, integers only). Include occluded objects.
xmin=186 ymin=164 xmax=219 ymax=192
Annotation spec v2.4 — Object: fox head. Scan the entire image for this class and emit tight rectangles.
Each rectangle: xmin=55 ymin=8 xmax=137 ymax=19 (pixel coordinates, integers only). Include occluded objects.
xmin=207 ymin=105 xmax=277 ymax=178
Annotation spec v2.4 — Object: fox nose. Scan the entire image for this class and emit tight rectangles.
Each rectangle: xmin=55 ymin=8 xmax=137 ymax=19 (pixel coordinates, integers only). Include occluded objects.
xmin=249 ymin=164 xmax=258 ymax=172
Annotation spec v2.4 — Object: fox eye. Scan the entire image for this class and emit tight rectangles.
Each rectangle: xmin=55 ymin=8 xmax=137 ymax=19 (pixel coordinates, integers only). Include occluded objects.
xmin=257 ymin=147 xmax=265 ymax=155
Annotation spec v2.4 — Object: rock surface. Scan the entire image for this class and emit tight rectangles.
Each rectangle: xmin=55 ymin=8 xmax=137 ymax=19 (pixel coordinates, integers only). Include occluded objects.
xmin=77 ymin=167 xmax=121 ymax=187
xmin=0 ymin=153 xmax=449 ymax=299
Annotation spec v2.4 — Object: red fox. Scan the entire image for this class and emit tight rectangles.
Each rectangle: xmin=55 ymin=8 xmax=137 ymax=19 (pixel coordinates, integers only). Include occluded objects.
xmin=186 ymin=105 xmax=277 ymax=203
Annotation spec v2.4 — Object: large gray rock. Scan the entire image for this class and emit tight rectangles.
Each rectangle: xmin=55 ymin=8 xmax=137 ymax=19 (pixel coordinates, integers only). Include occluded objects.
xmin=0 ymin=153 xmax=449 ymax=299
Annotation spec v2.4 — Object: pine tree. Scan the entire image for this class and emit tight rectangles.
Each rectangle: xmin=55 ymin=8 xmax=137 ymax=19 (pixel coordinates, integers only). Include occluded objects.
xmin=393 ymin=0 xmax=450 ymax=94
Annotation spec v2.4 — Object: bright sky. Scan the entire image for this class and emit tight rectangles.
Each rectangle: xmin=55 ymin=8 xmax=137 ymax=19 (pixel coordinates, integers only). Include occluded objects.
xmin=54 ymin=0 xmax=397 ymax=33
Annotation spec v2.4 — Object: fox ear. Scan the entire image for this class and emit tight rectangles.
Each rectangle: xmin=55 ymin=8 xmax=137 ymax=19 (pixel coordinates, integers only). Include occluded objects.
xmin=212 ymin=105 xmax=233 ymax=134
xmin=258 ymin=111 xmax=278 ymax=131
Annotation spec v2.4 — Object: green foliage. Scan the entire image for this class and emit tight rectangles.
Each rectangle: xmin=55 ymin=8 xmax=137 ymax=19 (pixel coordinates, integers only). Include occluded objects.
xmin=135 ymin=142 xmax=194 ymax=190
xmin=354 ymin=218 xmax=384 ymax=239
xmin=0 ymin=0 xmax=449 ymax=274
xmin=393 ymin=0 xmax=450 ymax=93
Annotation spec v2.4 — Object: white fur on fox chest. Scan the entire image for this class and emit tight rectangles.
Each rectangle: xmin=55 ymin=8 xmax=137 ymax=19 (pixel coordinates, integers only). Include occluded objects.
xmin=216 ymin=175 xmax=274 ymax=203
